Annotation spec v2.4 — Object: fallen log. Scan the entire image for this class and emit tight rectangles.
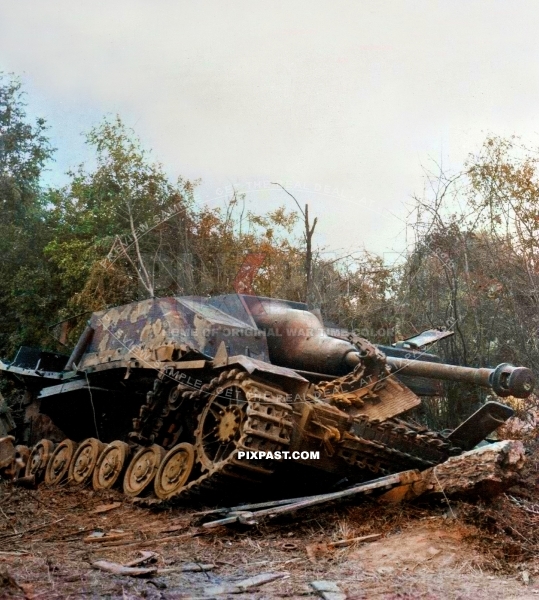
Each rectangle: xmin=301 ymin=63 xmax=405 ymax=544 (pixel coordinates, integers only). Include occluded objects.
xmin=379 ymin=440 xmax=525 ymax=503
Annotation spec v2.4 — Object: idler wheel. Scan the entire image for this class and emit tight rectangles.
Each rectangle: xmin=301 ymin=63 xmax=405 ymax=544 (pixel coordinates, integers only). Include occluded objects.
xmin=25 ymin=439 xmax=56 ymax=480
xmin=123 ymin=444 xmax=165 ymax=497
xmin=45 ymin=440 xmax=78 ymax=486
xmin=154 ymin=442 xmax=195 ymax=500
xmin=69 ymin=438 xmax=105 ymax=485
xmin=92 ymin=441 xmax=130 ymax=491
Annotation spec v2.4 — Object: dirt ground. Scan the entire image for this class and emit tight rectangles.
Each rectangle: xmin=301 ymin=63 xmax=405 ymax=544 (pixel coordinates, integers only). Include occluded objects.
xmin=2 ymin=474 xmax=539 ymax=600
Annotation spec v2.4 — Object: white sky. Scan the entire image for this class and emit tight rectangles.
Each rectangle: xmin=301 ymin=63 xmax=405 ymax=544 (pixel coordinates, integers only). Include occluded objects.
xmin=1 ymin=1 xmax=539 ymax=262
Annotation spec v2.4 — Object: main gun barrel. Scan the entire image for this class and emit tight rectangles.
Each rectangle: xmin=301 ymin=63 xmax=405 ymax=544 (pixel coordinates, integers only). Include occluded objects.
xmin=385 ymin=357 xmax=535 ymax=399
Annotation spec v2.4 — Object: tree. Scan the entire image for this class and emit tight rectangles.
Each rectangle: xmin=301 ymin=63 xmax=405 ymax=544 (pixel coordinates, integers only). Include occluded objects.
xmin=395 ymin=137 xmax=539 ymax=428
xmin=0 ymin=73 xmax=54 ymax=356
xmin=43 ymin=117 xmax=310 ymax=344
xmin=42 ymin=117 xmax=197 ymax=343
xmin=270 ymin=183 xmax=318 ymax=305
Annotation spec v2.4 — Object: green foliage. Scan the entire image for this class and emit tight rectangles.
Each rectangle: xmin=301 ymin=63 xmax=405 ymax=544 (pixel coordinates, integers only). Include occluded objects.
xmin=43 ymin=117 xmax=196 ymax=326
xmin=0 ymin=73 xmax=55 ymax=356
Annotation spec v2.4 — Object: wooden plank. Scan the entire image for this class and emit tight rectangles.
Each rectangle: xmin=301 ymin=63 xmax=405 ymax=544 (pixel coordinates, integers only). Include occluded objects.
xmin=203 ymin=470 xmax=420 ymax=528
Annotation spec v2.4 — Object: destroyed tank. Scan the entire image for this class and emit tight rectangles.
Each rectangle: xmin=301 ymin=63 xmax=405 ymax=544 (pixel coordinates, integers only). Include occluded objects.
xmin=0 ymin=294 xmax=534 ymax=504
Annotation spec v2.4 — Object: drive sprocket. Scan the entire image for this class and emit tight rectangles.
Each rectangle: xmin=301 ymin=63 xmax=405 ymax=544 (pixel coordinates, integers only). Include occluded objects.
xmin=134 ymin=368 xmax=295 ymax=506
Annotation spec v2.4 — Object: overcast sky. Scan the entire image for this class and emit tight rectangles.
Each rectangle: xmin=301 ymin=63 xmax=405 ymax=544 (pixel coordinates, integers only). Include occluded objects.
xmin=1 ymin=1 xmax=538 ymax=262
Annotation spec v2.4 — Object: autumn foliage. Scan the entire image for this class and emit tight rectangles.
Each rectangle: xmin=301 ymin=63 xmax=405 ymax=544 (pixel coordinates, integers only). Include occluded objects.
xmin=1 ymin=73 xmax=539 ymax=431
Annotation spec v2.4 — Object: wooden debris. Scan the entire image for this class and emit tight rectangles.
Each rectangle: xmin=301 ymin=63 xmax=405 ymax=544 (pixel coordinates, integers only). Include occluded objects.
xmin=379 ymin=440 xmax=526 ymax=503
xmin=203 ymin=572 xmax=287 ymax=595
xmin=202 ymin=470 xmax=420 ymax=528
xmin=93 ymin=553 xmax=214 ymax=578
xmin=423 ymin=440 xmax=525 ymax=499
xmin=177 ymin=563 xmax=215 ymax=572
xmin=158 ymin=563 xmax=215 ymax=574
xmin=84 ymin=531 xmax=133 ymax=544
xmin=194 ymin=494 xmax=321 ymax=517
xmin=90 ymin=502 xmax=122 ymax=514
xmin=123 ymin=551 xmax=158 ymax=567
xmin=328 ymin=533 xmax=382 ymax=548
xmin=310 ymin=580 xmax=347 ymax=600
xmin=159 ymin=524 xmax=186 ymax=534
xmin=96 ymin=530 xmax=199 ymax=549
xmin=92 ymin=560 xmax=157 ymax=577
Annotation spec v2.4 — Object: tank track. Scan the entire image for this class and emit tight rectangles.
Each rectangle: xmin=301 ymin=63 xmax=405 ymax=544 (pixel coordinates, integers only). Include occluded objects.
xmin=337 ymin=416 xmax=462 ymax=476
xmin=23 ymin=365 xmax=463 ymax=507
xmin=311 ymin=340 xmax=463 ymax=475
xmin=133 ymin=368 xmax=295 ymax=506
xmin=131 ymin=369 xmax=460 ymax=507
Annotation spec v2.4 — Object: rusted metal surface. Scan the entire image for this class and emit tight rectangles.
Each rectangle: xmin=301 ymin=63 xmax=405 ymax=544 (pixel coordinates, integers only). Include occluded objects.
xmin=25 ymin=439 xmax=55 ymax=479
xmin=447 ymin=401 xmax=515 ymax=450
xmin=387 ymin=357 xmax=535 ymax=398
xmin=65 ymin=325 xmax=94 ymax=370
xmin=246 ymin=297 xmax=359 ymax=376
xmin=92 ymin=440 xmax=130 ymax=490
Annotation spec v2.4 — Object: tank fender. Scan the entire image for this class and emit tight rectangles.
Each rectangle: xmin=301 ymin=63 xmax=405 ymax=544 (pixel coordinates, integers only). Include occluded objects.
xmin=219 ymin=355 xmax=309 ymax=398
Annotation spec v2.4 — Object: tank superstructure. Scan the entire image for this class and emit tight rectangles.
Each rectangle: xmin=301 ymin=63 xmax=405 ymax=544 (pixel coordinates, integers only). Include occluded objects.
xmin=0 ymin=294 xmax=534 ymax=503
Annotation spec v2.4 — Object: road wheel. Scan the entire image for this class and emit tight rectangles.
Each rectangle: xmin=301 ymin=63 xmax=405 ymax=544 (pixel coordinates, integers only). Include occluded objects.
xmin=123 ymin=444 xmax=165 ymax=497
xmin=25 ymin=439 xmax=55 ymax=480
xmin=69 ymin=438 xmax=105 ymax=485
xmin=154 ymin=442 xmax=195 ymax=500
xmin=92 ymin=441 xmax=130 ymax=491
xmin=44 ymin=439 xmax=78 ymax=486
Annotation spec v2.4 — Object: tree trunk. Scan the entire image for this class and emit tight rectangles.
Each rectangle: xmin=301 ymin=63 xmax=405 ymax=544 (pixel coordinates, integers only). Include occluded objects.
xmin=379 ymin=440 xmax=525 ymax=503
